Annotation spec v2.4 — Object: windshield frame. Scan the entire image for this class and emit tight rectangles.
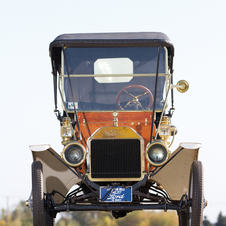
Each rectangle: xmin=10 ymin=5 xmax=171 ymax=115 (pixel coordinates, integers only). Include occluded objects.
xmin=60 ymin=46 xmax=170 ymax=113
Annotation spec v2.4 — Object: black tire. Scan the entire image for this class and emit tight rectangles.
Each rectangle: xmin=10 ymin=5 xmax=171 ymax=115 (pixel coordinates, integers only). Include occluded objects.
xmin=32 ymin=161 xmax=55 ymax=226
xmin=45 ymin=213 xmax=55 ymax=226
xmin=188 ymin=161 xmax=204 ymax=226
xmin=178 ymin=161 xmax=204 ymax=226
xmin=178 ymin=211 xmax=188 ymax=226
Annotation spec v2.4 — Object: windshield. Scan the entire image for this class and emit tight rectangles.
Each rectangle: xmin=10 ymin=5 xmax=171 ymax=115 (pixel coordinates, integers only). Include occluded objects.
xmin=61 ymin=47 xmax=168 ymax=112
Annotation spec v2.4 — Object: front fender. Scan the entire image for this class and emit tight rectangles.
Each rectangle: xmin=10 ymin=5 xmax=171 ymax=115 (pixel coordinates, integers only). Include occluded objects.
xmin=151 ymin=142 xmax=201 ymax=200
xmin=30 ymin=145 xmax=81 ymax=204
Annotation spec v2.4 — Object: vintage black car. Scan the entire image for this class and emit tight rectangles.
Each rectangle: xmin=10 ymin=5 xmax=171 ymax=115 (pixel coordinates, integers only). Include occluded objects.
xmin=27 ymin=32 xmax=206 ymax=226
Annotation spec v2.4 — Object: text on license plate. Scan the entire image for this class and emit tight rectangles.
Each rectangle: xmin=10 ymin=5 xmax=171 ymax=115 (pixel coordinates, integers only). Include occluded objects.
xmin=100 ymin=186 xmax=132 ymax=202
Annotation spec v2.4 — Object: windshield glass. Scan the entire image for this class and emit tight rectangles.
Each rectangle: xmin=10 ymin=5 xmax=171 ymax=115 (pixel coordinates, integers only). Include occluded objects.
xmin=62 ymin=47 xmax=168 ymax=112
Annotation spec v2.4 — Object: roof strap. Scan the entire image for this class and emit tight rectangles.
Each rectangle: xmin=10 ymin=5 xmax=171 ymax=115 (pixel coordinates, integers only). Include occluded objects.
xmin=149 ymin=44 xmax=161 ymax=143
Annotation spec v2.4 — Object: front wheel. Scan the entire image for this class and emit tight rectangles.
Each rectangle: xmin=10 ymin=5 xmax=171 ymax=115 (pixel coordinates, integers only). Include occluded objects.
xmin=32 ymin=161 xmax=55 ymax=226
xmin=178 ymin=211 xmax=188 ymax=226
xmin=178 ymin=161 xmax=204 ymax=226
xmin=188 ymin=161 xmax=204 ymax=226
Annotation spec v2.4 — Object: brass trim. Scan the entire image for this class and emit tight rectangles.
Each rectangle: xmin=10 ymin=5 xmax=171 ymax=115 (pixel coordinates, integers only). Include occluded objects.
xmin=90 ymin=126 xmax=142 ymax=139
xmin=176 ymin=80 xmax=189 ymax=93
xmin=112 ymin=111 xmax=118 ymax=127
xmin=61 ymin=118 xmax=74 ymax=145
xmin=158 ymin=116 xmax=171 ymax=145
xmin=87 ymin=126 xmax=145 ymax=182
xmin=87 ymin=172 xmax=146 ymax=182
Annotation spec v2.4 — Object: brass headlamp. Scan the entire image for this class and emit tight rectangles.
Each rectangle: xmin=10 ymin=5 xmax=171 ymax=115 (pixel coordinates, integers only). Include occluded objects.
xmin=146 ymin=141 xmax=170 ymax=166
xmin=61 ymin=142 xmax=86 ymax=167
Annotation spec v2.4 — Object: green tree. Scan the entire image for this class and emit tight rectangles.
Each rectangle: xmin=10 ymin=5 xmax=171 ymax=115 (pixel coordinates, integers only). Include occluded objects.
xmin=11 ymin=201 xmax=33 ymax=226
xmin=0 ymin=209 xmax=7 ymax=225
xmin=70 ymin=211 xmax=99 ymax=225
xmin=216 ymin=212 xmax=226 ymax=226
xmin=57 ymin=216 xmax=80 ymax=226
xmin=57 ymin=211 xmax=118 ymax=226
xmin=57 ymin=210 xmax=179 ymax=226
xmin=116 ymin=210 xmax=177 ymax=226
xmin=203 ymin=216 xmax=213 ymax=226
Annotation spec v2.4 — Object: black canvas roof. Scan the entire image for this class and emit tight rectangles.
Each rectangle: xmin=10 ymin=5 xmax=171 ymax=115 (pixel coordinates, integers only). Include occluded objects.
xmin=49 ymin=32 xmax=174 ymax=56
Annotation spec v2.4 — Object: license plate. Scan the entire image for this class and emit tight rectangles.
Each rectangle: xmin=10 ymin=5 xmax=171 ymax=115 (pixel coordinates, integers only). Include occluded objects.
xmin=100 ymin=186 xmax=132 ymax=202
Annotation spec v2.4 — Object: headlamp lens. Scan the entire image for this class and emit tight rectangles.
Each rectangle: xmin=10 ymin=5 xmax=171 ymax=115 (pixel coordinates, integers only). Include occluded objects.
xmin=146 ymin=143 xmax=168 ymax=166
xmin=150 ymin=147 xmax=165 ymax=162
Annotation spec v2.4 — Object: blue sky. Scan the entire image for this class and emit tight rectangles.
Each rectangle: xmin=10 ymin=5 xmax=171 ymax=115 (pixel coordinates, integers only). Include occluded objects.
xmin=1 ymin=0 xmax=226 ymax=223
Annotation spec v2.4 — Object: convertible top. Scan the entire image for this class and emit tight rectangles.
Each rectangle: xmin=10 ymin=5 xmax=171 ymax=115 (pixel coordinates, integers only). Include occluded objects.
xmin=49 ymin=32 xmax=174 ymax=57
xmin=50 ymin=32 xmax=175 ymax=108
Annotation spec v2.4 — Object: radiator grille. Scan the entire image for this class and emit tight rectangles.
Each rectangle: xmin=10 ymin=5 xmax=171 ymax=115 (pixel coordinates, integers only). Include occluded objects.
xmin=91 ymin=139 xmax=141 ymax=179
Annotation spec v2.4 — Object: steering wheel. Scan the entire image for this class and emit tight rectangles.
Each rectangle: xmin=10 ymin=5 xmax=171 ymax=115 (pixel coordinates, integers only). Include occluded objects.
xmin=116 ymin=85 xmax=154 ymax=110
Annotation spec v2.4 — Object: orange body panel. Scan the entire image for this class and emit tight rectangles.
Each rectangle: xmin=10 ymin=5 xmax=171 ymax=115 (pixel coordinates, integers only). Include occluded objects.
xmin=76 ymin=111 xmax=156 ymax=173
xmin=77 ymin=111 xmax=156 ymax=147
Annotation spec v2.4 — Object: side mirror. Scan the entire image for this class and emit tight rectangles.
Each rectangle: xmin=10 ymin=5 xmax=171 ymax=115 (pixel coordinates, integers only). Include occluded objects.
xmin=176 ymin=80 xmax=189 ymax=93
